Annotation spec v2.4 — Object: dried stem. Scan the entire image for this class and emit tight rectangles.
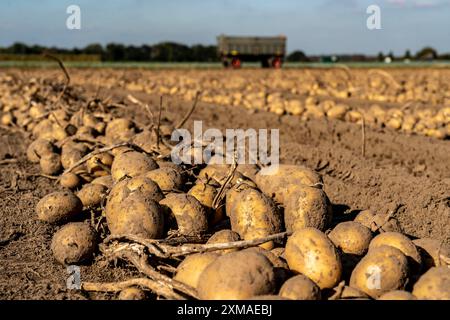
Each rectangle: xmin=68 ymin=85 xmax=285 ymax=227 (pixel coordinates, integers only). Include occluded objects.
xmin=176 ymin=91 xmax=200 ymax=129
xmin=82 ymin=278 xmax=185 ymax=300
xmin=63 ymin=142 xmax=129 ymax=174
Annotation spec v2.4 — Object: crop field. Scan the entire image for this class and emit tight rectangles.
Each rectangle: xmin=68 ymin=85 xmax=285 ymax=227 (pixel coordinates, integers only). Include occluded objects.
xmin=0 ymin=66 xmax=449 ymax=300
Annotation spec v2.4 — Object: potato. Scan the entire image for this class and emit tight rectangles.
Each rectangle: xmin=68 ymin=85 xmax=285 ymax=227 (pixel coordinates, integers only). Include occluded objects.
xmin=412 ymin=267 xmax=450 ymax=300
xmin=255 ymin=164 xmax=323 ymax=204
xmin=285 ymin=227 xmax=342 ymax=289
xmin=111 ymin=151 xmax=158 ymax=182
xmin=350 ymin=245 xmax=409 ymax=298
xmin=279 ymin=274 xmax=321 ymax=300
xmin=106 ymin=177 xmax=165 ymax=238
xmin=270 ymin=247 xmax=285 ymax=259
xmin=86 ymin=152 xmax=114 ymax=177
xmin=369 ymin=232 xmax=422 ymax=274
xmin=174 ymin=252 xmax=219 ymax=289
xmin=197 ymin=250 xmax=276 ymax=299
xmin=412 ymin=238 xmax=450 ymax=270
xmin=118 ymin=287 xmax=146 ymax=300
xmin=206 ymin=230 xmax=241 ymax=254
xmin=284 ymin=185 xmax=332 ymax=233
xmin=229 ymin=187 xmax=282 ymax=250
xmin=91 ymin=175 xmax=114 ymax=189
xmin=144 ymin=166 xmax=184 ymax=191
xmin=51 ymin=222 xmax=97 ymax=265
xmin=197 ymin=161 xmax=258 ymax=186
xmin=249 ymin=295 xmax=289 ymax=300
xmin=77 ymin=183 xmax=108 ymax=208
xmin=225 ymin=173 xmax=258 ymax=216
xmin=378 ymin=290 xmax=416 ymax=300
xmin=60 ymin=172 xmax=81 ymax=189
xmin=188 ymin=182 xmax=224 ymax=225
xmin=61 ymin=146 xmax=87 ymax=170
xmin=105 ymin=118 xmax=135 ymax=142
xmin=159 ymin=193 xmax=208 ymax=236
xmin=36 ymin=191 xmax=83 ymax=224
xmin=106 ymin=191 xmax=164 ymax=238
xmin=244 ymin=247 xmax=290 ymax=288
xmin=39 ymin=152 xmax=62 ymax=175
xmin=353 ymin=209 xmax=376 ymax=229
xmin=328 ymin=285 xmax=370 ymax=300
xmin=107 ymin=176 xmax=164 ymax=211
xmin=329 ymin=221 xmax=373 ymax=256
xmin=354 ymin=210 xmax=402 ymax=233
xmin=26 ymin=139 xmax=54 ymax=163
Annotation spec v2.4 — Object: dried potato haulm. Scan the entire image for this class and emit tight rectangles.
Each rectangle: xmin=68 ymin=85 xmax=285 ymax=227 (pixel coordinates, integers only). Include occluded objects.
xmin=285 ymin=227 xmax=342 ymax=289
xmin=36 ymin=191 xmax=83 ymax=224
xmin=197 ymin=250 xmax=277 ymax=300
xmin=51 ymin=222 xmax=97 ymax=265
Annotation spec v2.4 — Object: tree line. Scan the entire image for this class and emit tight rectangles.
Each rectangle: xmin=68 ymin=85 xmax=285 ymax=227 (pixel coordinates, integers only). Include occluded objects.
xmin=0 ymin=42 xmax=447 ymax=62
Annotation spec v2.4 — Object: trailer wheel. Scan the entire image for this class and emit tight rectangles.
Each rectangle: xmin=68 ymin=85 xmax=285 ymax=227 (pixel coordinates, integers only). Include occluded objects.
xmin=231 ymin=58 xmax=241 ymax=69
xmin=272 ymin=57 xmax=282 ymax=69
xmin=261 ymin=59 xmax=270 ymax=68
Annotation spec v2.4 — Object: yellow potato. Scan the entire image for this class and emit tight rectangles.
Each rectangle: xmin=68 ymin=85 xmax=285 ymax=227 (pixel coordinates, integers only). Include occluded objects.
xmin=26 ymin=139 xmax=54 ymax=163
xmin=328 ymin=221 xmax=373 ymax=256
xmin=39 ymin=152 xmax=62 ymax=175
xmin=350 ymin=245 xmax=409 ymax=298
xmin=144 ymin=166 xmax=184 ymax=192
xmin=206 ymin=230 xmax=241 ymax=254
xmin=197 ymin=250 xmax=276 ymax=300
xmin=285 ymin=227 xmax=342 ymax=289
xmin=255 ymin=164 xmax=323 ymax=204
xmin=159 ymin=193 xmax=208 ymax=236
xmin=118 ymin=287 xmax=146 ymax=300
xmin=369 ymin=232 xmax=422 ymax=274
xmin=284 ymin=185 xmax=332 ymax=233
xmin=378 ymin=290 xmax=416 ymax=300
xmin=51 ymin=222 xmax=97 ymax=265
xmin=412 ymin=238 xmax=450 ymax=270
xmin=77 ymin=183 xmax=108 ymax=208
xmin=229 ymin=186 xmax=282 ymax=250
xmin=412 ymin=267 xmax=450 ymax=300
xmin=36 ymin=191 xmax=83 ymax=224
xmin=188 ymin=182 xmax=224 ymax=225
xmin=111 ymin=151 xmax=158 ymax=182
xmin=174 ymin=252 xmax=219 ymax=289
xmin=279 ymin=274 xmax=321 ymax=300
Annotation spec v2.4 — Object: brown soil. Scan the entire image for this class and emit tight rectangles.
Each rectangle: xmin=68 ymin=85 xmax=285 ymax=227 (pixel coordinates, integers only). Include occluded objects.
xmin=0 ymin=69 xmax=449 ymax=299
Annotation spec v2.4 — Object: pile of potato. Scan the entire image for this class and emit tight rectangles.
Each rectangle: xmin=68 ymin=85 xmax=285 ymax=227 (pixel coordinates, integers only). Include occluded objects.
xmin=1 ymin=72 xmax=449 ymax=300
xmin=85 ymin=69 xmax=449 ymax=140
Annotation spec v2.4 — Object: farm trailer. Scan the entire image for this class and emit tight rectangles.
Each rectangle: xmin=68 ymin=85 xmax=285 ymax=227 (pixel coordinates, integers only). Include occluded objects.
xmin=217 ymin=35 xmax=286 ymax=68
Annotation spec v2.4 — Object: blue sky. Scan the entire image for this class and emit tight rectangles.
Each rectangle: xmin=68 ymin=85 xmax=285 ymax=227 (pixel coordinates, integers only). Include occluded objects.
xmin=1 ymin=0 xmax=449 ymax=55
